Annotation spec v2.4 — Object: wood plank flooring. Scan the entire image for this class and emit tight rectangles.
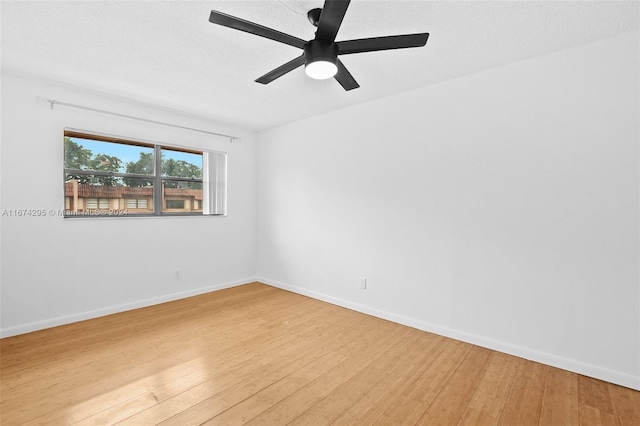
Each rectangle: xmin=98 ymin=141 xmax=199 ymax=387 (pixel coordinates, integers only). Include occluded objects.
xmin=1 ymin=282 xmax=638 ymax=425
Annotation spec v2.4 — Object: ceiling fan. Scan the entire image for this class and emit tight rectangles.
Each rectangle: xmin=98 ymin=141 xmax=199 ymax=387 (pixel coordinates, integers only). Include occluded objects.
xmin=208 ymin=0 xmax=429 ymax=91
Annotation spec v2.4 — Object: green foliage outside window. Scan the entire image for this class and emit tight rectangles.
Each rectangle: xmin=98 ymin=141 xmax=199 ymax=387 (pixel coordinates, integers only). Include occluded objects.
xmin=64 ymin=137 xmax=202 ymax=187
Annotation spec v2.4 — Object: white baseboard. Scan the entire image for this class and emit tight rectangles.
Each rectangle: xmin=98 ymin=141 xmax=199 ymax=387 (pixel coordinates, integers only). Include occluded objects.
xmin=0 ymin=277 xmax=257 ymax=338
xmin=258 ymin=276 xmax=640 ymax=391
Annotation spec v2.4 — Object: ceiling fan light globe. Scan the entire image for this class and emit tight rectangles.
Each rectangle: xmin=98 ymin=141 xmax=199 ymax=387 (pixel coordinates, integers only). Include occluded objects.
xmin=305 ymin=60 xmax=338 ymax=80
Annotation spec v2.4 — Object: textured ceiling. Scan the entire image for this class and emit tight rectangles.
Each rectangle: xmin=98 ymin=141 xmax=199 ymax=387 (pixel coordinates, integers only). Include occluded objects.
xmin=2 ymin=1 xmax=639 ymax=130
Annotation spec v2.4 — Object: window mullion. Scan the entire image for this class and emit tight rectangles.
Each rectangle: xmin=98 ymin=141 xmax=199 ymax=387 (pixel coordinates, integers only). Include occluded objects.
xmin=153 ymin=145 xmax=162 ymax=215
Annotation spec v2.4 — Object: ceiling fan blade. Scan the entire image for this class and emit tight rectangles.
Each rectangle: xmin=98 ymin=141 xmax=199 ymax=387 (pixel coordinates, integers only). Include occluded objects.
xmin=334 ymin=59 xmax=359 ymax=91
xmin=337 ymin=33 xmax=429 ymax=55
xmin=255 ymin=55 xmax=306 ymax=84
xmin=315 ymin=0 xmax=351 ymax=42
xmin=209 ymin=10 xmax=306 ymax=49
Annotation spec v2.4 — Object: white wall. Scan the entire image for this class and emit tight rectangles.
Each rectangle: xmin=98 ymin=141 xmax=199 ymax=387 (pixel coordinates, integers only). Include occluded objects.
xmin=256 ymin=30 xmax=640 ymax=390
xmin=0 ymin=73 xmax=258 ymax=337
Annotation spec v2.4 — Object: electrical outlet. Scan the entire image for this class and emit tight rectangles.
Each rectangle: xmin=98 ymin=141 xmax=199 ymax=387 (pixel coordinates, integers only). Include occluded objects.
xmin=360 ymin=277 xmax=367 ymax=290
xmin=174 ymin=270 xmax=182 ymax=280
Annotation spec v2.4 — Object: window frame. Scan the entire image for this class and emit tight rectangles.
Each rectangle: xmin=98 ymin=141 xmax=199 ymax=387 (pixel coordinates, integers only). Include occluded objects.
xmin=63 ymin=130 xmax=226 ymax=218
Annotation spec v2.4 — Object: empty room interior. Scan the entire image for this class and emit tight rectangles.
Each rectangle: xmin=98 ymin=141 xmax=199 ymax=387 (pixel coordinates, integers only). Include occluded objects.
xmin=1 ymin=0 xmax=639 ymax=425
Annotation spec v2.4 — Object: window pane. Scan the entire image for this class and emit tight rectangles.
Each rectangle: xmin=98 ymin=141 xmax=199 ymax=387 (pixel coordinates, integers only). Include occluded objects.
xmin=65 ymin=174 xmax=153 ymax=215
xmin=161 ymin=149 xmax=202 ymax=179
xmin=162 ymin=180 xmax=203 ymax=213
xmin=64 ymin=137 xmax=154 ymax=175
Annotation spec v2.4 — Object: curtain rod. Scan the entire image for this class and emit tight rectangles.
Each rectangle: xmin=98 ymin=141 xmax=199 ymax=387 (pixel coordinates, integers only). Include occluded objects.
xmin=45 ymin=98 xmax=239 ymax=142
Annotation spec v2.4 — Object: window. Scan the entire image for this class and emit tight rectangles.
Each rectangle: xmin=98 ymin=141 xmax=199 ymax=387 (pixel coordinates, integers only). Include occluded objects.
xmin=126 ymin=199 xmax=148 ymax=209
xmin=165 ymin=199 xmax=185 ymax=210
xmin=63 ymin=130 xmax=226 ymax=217
xmin=86 ymin=198 xmax=110 ymax=210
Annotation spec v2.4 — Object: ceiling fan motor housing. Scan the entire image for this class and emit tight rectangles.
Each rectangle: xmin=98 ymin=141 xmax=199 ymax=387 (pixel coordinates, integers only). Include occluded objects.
xmin=304 ymin=39 xmax=338 ymax=66
xmin=303 ymin=39 xmax=339 ymax=79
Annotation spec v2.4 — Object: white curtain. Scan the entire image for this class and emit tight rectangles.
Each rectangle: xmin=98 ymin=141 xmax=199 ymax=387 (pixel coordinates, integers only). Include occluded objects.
xmin=203 ymin=151 xmax=227 ymax=215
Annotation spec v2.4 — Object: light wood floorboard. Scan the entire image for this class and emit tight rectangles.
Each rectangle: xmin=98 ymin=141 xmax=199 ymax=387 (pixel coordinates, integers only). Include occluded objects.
xmin=1 ymin=282 xmax=639 ymax=425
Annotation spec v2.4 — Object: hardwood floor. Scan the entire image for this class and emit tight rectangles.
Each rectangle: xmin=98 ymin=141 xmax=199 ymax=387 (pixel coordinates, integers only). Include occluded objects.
xmin=1 ymin=283 xmax=638 ymax=425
